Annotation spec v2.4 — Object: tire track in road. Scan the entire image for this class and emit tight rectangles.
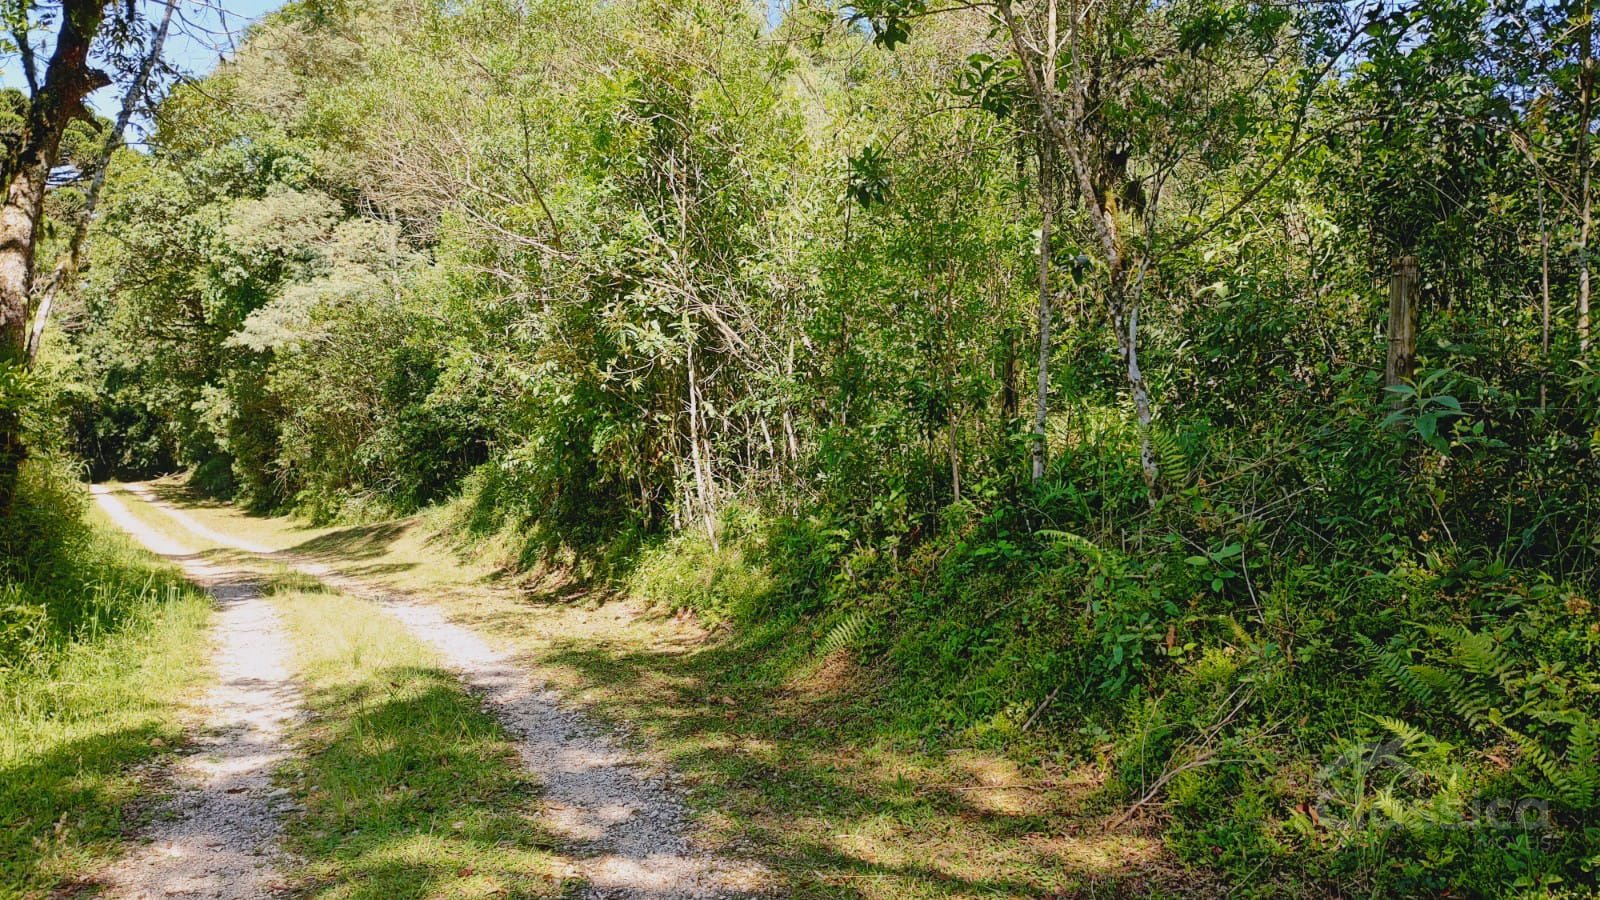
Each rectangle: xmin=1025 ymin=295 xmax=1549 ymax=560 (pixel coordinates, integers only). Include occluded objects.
xmin=119 ymin=481 xmax=766 ymax=899
xmin=91 ymin=485 xmax=301 ymax=900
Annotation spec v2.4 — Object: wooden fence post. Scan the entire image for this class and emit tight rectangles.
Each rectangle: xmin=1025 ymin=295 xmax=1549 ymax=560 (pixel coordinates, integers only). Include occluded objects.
xmin=1385 ymin=255 xmax=1420 ymax=398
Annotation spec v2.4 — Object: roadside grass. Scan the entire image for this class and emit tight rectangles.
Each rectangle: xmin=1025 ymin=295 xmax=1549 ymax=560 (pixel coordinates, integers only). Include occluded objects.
xmin=128 ymin=478 xmax=1192 ymax=897
xmin=445 ymin=600 xmax=1179 ymax=897
xmin=0 ymin=492 xmax=213 ymax=896
xmin=268 ymin=585 xmax=572 ymax=898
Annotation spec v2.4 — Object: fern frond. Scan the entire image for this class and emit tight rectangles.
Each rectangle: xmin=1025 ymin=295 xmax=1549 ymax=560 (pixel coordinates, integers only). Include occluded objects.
xmin=1374 ymin=715 xmax=1443 ymax=754
xmin=1548 ymin=716 xmax=1600 ymax=809
xmin=1420 ymin=622 xmax=1474 ymax=646
xmin=1151 ymin=428 xmax=1189 ymax=487
xmin=1426 ymin=624 xmax=1515 ymax=688
xmin=1356 ymin=633 xmax=1435 ymax=706
xmin=1366 ymin=625 xmax=1599 ymax=813
xmin=1567 ymin=718 xmax=1598 ymax=777
xmin=817 ymin=609 xmax=873 ymax=658
xmin=1410 ymin=665 xmax=1498 ymax=729
xmin=1505 ymin=725 xmax=1571 ymax=801
xmin=1038 ymin=529 xmax=1129 ymax=583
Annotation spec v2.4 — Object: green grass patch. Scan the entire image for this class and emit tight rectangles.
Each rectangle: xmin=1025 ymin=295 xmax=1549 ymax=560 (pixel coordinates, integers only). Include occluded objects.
xmin=268 ymin=584 xmax=571 ymax=898
xmin=0 ymin=464 xmax=213 ymax=896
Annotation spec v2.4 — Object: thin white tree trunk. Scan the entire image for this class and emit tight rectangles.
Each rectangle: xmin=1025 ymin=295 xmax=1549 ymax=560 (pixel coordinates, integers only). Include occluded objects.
xmin=686 ymin=332 xmax=717 ymax=549
xmin=1116 ymin=304 xmax=1156 ymax=491
xmin=1029 ymin=3 xmax=1058 ymax=482
xmin=1541 ymin=191 xmax=1551 ymax=411
xmin=782 ymin=336 xmax=799 ymax=461
xmin=1579 ymin=22 xmax=1593 ymax=358
xmin=1031 ymin=143 xmax=1053 ymax=482
xmin=997 ymin=0 xmax=1158 ymax=498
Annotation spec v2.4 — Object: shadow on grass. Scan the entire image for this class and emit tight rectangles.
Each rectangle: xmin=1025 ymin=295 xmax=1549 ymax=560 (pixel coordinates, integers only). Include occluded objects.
xmin=0 ymin=511 xmax=212 ymax=896
xmin=284 ymin=663 xmax=573 ymax=898
xmin=434 ymin=584 xmax=1183 ymax=897
xmin=0 ymin=724 xmax=176 ymax=894
xmin=287 ymin=523 xmax=412 ymax=565
xmin=145 ymin=479 xmax=418 ymax=575
xmin=540 ymin=633 xmax=1174 ymax=896
xmin=175 ymin=549 xmax=336 ymax=598
xmin=132 ymin=481 xmax=1180 ymax=894
xmin=144 ymin=477 xmax=233 ymax=510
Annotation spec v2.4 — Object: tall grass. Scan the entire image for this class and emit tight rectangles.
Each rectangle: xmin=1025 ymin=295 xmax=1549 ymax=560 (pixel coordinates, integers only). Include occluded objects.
xmin=0 ymin=460 xmax=212 ymax=895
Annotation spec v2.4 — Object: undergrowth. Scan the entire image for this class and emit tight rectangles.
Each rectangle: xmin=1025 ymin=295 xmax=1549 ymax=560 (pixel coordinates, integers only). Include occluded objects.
xmin=445 ymin=369 xmax=1600 ymax=897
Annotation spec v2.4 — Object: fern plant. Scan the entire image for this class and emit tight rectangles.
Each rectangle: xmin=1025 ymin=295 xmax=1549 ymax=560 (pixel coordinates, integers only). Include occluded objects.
xmin=1150 ymin=428 xmax=1190 ymax=488
xmin=816 ymin=608 xmax=874 ymax=659
xmin=1361 ymin=626 xmax=1600 ymax=812
xmin=1037 ymin=529 xmax=1130 ymax=584
xmin=1038 ymin=529 xmax=1169 ymax=695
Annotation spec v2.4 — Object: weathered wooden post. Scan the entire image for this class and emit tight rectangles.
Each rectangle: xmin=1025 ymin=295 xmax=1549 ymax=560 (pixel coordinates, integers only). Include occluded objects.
xmin=1385 ymin=255 xmax=1420 ymax=400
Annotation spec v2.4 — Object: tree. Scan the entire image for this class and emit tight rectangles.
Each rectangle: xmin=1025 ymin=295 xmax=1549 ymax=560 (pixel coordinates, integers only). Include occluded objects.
xmin=0 ymin=0 xmax=116 ymax=512
xmin=992 ymin=0 xmax=1361 ymax=496
xmin=1502 ymin=0 xmax=1597 ymax=361
xmin=26 ymin=0 xmax=178 ymax=365
xmin=854 ymin=0 xmax=1365 ymax=494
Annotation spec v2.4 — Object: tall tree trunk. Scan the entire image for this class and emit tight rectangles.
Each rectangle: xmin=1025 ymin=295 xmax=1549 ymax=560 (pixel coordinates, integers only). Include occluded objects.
xmin=1029 ymin=0 xmax=1059 ymax=483
xmin=998 ymin=0 xmax=1159 ymax=498
xmin=0 ymin=0 xmax=110 ymax=514
xmin=949 ymin=422 xmax=962 ymax=502
xmin=1114 ymin=300 xmax=1157 ymax=491
xmin=26 ymin=0 xmax=176 ymax=366
xmin=686 ymin=328 xmax=717 ymax=549
xmin=1579 ymin=19 xmax=1594 ymax=358
xmin=782 ymin=335 xmax=799 ymax=462
xmin=1000 ymin=325 xmax=1018 ymax=425
xmin=1031 ymin=139 xmax=1054 ymax=482
xmin=0 ymin=168 xmax=51 ymax=363
xmin=1541 ymin=192 xmax=1552 ymax=412
xmin=943 ymin=288 xmax=962 ymax=502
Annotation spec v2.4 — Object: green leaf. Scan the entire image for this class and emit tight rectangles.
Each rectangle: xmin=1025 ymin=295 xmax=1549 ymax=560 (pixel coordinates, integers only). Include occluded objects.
xmin=1416 ymin=414 xmax=1436 ymax=443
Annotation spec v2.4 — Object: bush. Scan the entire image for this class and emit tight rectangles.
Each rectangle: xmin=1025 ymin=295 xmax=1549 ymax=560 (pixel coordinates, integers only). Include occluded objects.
xmin=0 ymin=457 xmax=89 ymax=586
xmin=628 ymin=507 xmax=775 ymax=623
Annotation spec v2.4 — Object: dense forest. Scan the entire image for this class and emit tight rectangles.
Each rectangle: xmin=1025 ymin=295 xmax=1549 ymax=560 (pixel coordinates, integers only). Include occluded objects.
xmin=3 ymin=0 xmax=1600 ymax=894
